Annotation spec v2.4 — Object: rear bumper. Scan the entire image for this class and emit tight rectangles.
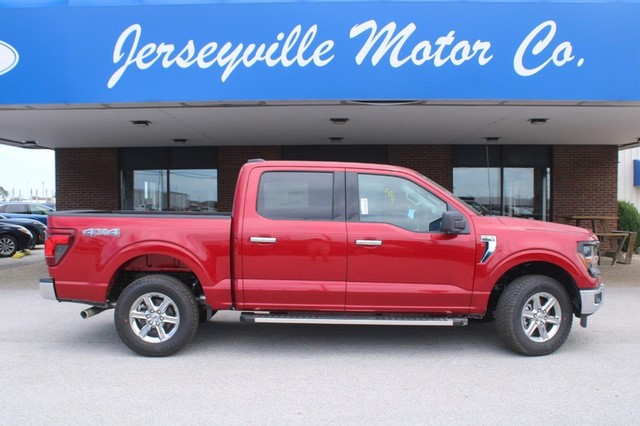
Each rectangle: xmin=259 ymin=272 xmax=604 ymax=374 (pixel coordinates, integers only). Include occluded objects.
xmin=40 ymin=277 xmax=57 ymax=301
xmin=580 ymin=283 xmax=604 ymax=315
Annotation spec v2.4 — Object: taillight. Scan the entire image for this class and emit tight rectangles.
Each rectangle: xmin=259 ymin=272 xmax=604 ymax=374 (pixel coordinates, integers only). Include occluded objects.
xmin=45 ymin=230 xmax=75 ymax=266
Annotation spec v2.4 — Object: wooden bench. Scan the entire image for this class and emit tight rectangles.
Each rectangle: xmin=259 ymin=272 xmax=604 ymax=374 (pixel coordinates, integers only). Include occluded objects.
xmin=614 ymin=231 xmax=636 ymax=264
xmin=596 ymin=232 xmax=629 ymax=265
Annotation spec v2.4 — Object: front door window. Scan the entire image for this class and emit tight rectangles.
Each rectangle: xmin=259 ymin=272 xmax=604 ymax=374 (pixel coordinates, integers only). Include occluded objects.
xmin=357 ymin=174 xmax=447 ymax=232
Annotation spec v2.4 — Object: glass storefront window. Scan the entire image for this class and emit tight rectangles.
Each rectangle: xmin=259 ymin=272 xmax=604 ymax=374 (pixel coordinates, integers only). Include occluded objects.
xmin=120 ymin=147 xmax=219 ymax=212
xmin=453 ymin=167 xmax=501 ymax=216
xmin=169 ymin=169 xmax=218 ymax=212
xmin=133 ymin=170 xmax=167 ymax=211
xmin=453 ymin=145 xmax=552 ymax=221
xmin=122 ymin=168 xmax=218 ymax=212
xmin=503 ymin=168 xmax=534 ymax=218
xmin=453 ymin=167 xmax=550 ymax=221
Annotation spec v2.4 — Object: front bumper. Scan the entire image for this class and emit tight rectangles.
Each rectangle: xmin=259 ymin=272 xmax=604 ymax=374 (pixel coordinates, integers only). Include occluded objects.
xmin=580 ymin=283 xmax=605 ymax=316
xmin=35 ymin=229 xmax=46 ymax=244
xmin=40 ymin=277 xmax=57 ymax=301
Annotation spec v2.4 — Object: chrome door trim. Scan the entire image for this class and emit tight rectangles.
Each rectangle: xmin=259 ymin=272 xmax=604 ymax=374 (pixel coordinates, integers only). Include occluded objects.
xmin=355 ymin=239 xmax=382 ymax=246
xmin=250 ymin=237 xmax=277 ymax=244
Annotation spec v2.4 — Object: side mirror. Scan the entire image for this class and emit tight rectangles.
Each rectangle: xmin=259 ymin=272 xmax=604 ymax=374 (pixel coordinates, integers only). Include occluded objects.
xmin=441 ymin=211 xmax=467 ymax=234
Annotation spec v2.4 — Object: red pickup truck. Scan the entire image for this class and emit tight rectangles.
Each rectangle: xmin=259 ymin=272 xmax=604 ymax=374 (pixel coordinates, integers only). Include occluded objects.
xmin=40 ymin=160 xmax=604 ymax=357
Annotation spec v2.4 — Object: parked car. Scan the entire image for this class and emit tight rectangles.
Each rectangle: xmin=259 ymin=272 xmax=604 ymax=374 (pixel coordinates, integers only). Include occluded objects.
xmin=0 ymin=202 xmax=53 ymax=225
xmin=0 ymin=223 xmax=33 ymax=257
xmin=0 ymin=214 xmax=47 ymax=248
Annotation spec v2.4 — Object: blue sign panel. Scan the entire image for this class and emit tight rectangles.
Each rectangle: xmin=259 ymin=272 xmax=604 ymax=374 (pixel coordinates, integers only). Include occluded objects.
xmin=0 ymin=2 xmax=639 ymax=104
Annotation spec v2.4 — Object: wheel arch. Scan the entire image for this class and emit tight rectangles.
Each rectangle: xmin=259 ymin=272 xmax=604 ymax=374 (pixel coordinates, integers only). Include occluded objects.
xmin=103 ymin=242 xmax=213 ymax=304
xmin=485 ymin=261 xmax=581 ymax=319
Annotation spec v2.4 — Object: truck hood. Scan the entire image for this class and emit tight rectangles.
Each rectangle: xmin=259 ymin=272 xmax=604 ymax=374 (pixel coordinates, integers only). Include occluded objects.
xmin=475 ymin=216 xmax=596 ymax=239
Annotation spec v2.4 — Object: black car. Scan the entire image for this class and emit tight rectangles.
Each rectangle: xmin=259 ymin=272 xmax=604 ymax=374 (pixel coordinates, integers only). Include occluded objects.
xmin=0 ymin=214 xmax=47 ymax=248
xmin=0 ymin=223 xmax=34 ymax=258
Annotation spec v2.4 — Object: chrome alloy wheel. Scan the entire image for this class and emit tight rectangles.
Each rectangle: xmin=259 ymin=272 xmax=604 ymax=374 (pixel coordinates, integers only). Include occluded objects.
xmin=128 ymin=292 xmax=180 ymax=343
xmin=521 ymin=292 xmax=562 ymax=342
xmin=0 ymin=236 xmax=16 ymax=256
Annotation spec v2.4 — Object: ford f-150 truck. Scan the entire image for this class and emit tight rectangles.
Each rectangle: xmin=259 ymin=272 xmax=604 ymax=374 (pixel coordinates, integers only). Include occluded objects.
xmin=40 ymin=160 xmax=604 ymax=357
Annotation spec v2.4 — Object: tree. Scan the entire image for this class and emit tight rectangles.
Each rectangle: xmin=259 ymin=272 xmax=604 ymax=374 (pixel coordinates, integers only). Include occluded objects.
xmin=0 ymin=185 xmax=9 ymax=200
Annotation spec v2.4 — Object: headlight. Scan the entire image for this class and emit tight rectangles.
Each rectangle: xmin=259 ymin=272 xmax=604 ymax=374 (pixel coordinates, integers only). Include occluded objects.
xmin=17 ymin=226 xmax=33 ymax=237
xmin=578 ymin=241 xmax=600 ymax=277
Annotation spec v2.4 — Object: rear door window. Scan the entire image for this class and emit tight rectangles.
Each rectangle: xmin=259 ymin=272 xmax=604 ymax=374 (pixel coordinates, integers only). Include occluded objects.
xmin=257 ymin=172 xmax=335 ymax=221
xmin=4 ymin=204 xmax=28 ymax=213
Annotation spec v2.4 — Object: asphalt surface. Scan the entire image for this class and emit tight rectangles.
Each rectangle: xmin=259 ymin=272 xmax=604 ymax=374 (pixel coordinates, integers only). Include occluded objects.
xmin=1 ymin=249 xmax=639 ymax=424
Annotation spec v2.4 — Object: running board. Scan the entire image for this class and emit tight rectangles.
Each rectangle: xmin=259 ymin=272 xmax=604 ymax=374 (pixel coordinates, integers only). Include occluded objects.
xmin=240 ymin=312 xmax=468 ymax=327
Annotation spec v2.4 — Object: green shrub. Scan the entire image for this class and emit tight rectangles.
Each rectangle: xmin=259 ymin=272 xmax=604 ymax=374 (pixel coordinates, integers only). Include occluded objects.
xmin=618 ymin=200 xmax=640 ymax=252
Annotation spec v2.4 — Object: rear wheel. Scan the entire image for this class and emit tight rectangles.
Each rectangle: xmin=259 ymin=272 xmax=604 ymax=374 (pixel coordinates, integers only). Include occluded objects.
xmin=496 ymin=275 xmax=573 ymax=356
xmin=0 ymin=235 xmax=18 ymax=257
xmin=114 ymin=274 xmax=199 ymax=357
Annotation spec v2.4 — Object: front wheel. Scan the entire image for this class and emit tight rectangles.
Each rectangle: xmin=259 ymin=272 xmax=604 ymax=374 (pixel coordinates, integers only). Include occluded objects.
xmin=114 ymin=274 xmax=199 ymax=357
xmin=0 ymin=235 xmax=18 ymax=257
xmin=496 ymin=275 xmax=573 ymax=356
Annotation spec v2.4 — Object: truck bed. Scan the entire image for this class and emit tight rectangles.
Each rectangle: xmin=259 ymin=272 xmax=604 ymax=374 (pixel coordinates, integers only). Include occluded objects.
xmin=46 ymin=211 xmax=233 ymax=307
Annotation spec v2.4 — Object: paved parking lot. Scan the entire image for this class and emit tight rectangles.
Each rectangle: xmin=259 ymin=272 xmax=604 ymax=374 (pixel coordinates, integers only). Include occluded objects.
xmin=1 ymin=249 xmax=639 ymax=424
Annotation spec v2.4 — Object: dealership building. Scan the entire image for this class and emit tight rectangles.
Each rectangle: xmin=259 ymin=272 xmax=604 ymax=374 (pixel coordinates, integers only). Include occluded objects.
xmin=1 ymin=0 xmax=639 ymax=226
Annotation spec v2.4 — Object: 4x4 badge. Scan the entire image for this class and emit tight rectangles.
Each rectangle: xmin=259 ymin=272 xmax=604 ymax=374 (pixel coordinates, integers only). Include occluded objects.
xmin=83 ymin=228 xmax=120 ymax=237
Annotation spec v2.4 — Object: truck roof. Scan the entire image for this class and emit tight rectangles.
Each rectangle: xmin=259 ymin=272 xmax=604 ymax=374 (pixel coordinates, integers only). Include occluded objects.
xmin=243 ymin=159 xmax=415 ymax=174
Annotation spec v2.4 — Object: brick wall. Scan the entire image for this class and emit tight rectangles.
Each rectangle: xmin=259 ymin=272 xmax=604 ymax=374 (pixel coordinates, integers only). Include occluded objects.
xmin=552 ymin=145 xmax=618 ymax=228
xmin=388 ymin=145 xmax=453 ymax=190
xmin=216 ymin=146 xmax=282 ymax=212
xmin=55 ymin=148 xmax=120 ymax=211
xmin=53 ymin=144 xmax=618 ymax=225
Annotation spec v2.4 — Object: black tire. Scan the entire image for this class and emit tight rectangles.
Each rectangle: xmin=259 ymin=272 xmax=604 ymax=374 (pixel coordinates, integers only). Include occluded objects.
xmin=0 ymin=235 xmax=18 ymax=258
xmin=114 ymin=274 xmax=199 ymax=357
xmin=496 ymin=275 xmax=573 ymax=356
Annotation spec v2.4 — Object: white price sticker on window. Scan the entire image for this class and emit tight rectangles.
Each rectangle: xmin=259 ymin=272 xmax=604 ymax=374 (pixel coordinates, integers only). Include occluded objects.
xmin=360 ymin=198 xmax=369 ymax=215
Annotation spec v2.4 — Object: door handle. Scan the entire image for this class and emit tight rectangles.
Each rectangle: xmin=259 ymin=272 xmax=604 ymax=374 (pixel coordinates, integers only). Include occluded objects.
xmin=355 ymin=239 xmax=382 ymax=247
xmin=250 ymin=237 xmax=277 ymax=244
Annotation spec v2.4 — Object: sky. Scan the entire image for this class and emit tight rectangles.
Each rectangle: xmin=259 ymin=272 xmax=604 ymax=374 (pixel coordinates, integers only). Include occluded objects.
xmin=0 ymin=144 xmax=55 ymax=200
